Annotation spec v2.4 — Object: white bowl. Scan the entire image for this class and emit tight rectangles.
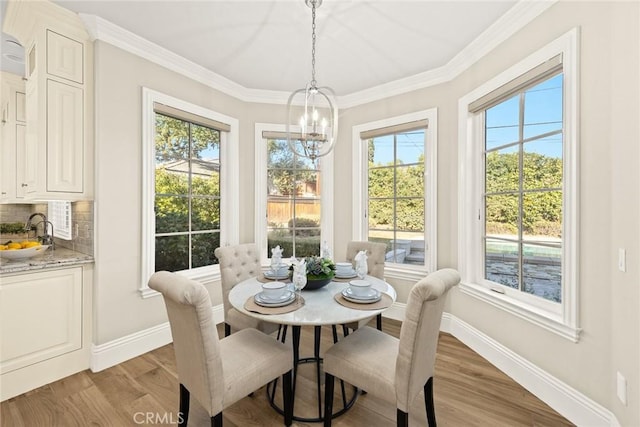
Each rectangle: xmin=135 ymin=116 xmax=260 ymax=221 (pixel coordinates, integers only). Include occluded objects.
xmin=349 ymin=279 xmax=372 ymax=297
xmin=0 ymin=245 xmax=50 ymax=260
xmin=262 ymin=281 xmax=287 ymax=300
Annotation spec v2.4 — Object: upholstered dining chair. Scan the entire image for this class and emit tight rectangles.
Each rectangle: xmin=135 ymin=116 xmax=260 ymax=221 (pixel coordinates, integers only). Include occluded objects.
xmin=323 ymin=268 xmax=461 ymax=427
xmin=214 ymin=243 xmax=279 ymax=337
xmin=345 ymin=240 xmax=387 ymax=331
xmin=149 ymin=271 xmax=293 ymax=427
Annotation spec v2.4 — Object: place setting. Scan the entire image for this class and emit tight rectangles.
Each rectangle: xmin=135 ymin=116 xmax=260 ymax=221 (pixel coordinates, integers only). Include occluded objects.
xmin=332 ymin=262 xmax=358 ymax=282
xmin=334 ymin=279 xmax=393 ymax=310
xmin=246 ymin=256 xmax=307 ymax=315
xmin=257 ymin=245 xmax=291 ymax=283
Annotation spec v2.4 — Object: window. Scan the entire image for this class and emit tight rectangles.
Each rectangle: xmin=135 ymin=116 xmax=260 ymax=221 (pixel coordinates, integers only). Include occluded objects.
xmin=153 ymin=111 xmax=222 ymax=272
xmin=141 ymin=88 xmax=239 ymax=297
xmin=353 ymin=109 xmax=437 ymax=280
xmin=458 ymin=29 xmax=579 ymax=340
xmin=255 ymin=125 xmax=334 ymax=264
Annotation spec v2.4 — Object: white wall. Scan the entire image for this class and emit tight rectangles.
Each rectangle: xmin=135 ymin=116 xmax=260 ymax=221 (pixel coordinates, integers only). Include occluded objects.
xmin=91 ymin=1 xmax=638 ymax=425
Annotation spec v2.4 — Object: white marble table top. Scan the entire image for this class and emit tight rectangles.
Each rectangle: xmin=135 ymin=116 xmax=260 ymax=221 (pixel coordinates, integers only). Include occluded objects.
xmin=229 ymin=275 xmax=397 ymax=326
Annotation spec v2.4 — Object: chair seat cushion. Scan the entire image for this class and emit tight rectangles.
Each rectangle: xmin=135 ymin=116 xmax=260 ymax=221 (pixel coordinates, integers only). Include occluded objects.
xmin=323 ymin=326 xmax=399 ymax=404
xmin=220 ymin=328 xmax=292 ymax=408
xmin=226 ymin=308 xmax=279 ymax=335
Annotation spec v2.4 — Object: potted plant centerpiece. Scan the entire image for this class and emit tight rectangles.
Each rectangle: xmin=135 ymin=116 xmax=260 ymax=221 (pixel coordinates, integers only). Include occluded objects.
xmin=290 ymin=256 xmax=336 ymax=290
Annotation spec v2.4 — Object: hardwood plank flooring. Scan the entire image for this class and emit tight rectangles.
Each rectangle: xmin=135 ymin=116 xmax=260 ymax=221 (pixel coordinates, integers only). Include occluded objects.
xmin=1 ymin=320 xmax=574 ymax=426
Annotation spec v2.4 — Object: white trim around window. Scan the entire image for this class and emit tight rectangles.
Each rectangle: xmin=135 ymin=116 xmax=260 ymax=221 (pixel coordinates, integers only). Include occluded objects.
xmin=139 ymin=87 xmax=239 ymax=298
xmin=352 ymin=108 xmax=438 ymax=281
xmin=457 ymin=28 xmax=580 ymax=341
xmin=254 ymin=123 xmax=334 ymax=266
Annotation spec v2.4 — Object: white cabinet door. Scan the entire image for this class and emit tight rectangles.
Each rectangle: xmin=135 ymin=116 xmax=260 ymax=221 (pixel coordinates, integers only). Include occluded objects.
xmin=0 ymin=267 xmax=83 ymax=374
xmin=46 ymin=30 xmax=83 ymax=84
xmin=46 ymin=79 xmax=83 ymax=193
xmin=15 ymin=123 xmax=26 ymax=198
xmin=23 ymin=82 xmax=38 ymax=194
xmin=15 ymin=91 xmax=25 ymax=123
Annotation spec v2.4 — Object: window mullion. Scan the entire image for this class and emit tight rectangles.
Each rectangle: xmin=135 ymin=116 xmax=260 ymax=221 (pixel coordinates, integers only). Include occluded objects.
xmin=518 ymin=93 xmax=525 ymax=293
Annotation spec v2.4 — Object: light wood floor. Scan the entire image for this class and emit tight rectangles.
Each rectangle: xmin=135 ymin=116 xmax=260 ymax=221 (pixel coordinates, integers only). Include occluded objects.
xmin=1 ymin=319 xmax=574 ymax=426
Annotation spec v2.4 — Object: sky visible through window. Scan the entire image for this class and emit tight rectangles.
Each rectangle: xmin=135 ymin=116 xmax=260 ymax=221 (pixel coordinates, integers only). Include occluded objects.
xmin=486 ymin=74 xmax=563 ymax=157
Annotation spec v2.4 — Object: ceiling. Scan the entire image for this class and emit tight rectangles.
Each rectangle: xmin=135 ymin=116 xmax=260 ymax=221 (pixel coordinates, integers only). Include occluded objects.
xmin=1 ymin=0 xmax=518 ymax=97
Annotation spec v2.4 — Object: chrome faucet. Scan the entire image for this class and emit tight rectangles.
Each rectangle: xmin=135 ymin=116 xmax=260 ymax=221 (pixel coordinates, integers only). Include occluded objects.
xmin=24 ymin=213 xmax=55 ymax=247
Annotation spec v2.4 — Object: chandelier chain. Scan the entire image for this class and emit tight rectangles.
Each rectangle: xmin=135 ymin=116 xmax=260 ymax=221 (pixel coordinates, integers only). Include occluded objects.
xmin=310 ymin=0 xmax=317 ymax=88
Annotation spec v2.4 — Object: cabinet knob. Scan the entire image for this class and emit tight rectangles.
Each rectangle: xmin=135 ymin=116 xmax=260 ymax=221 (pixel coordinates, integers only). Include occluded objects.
xmin=1 ymin=192 xmax=6 ymax=195
xmin=21 ymin=183 xmax=28 ymax=187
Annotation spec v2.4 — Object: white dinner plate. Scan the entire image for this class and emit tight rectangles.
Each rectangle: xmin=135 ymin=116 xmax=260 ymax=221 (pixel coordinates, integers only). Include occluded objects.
xmin=342 ymin=287 xmax=381 ymax=302
xmin=254 ymin=291 xmax=296 ymax=307
xmin=264 ymin=271 xmax=289 ymax=280
xmin=335 ymin=272 xmax=357 ymax=279
xmin=341 ymin=289 xmax=382 ymax=304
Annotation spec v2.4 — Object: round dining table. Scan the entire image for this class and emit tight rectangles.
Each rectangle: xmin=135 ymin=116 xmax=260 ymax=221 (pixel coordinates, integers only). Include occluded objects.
xmin=228 ymin=275 xmax=397 ymax=422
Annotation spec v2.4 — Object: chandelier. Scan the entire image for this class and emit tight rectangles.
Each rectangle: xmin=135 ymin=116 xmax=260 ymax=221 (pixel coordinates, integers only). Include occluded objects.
xmin=286 ymin=0 xmax=338 ymax=162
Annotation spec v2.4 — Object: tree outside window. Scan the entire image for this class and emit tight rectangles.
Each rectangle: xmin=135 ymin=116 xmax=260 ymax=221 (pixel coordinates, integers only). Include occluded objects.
xmin=154 ymin=113 xmax=221 ymax=272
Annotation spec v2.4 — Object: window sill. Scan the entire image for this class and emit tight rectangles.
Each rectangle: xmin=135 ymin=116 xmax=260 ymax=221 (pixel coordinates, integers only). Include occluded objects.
xmin=459 ymin=281 xmax=581 ymax=342
xmin=139 ymin=266 xmax=221 ymax=299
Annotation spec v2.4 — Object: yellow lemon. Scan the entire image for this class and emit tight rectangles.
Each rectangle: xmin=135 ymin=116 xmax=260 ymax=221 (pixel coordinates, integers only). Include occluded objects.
xmin=7 ymin=242 xmax=22 ymax=250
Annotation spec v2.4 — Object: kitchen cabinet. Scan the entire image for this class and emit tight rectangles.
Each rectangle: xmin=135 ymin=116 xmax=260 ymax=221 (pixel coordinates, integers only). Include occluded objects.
xmin=0 ymin=72 xmax=26 ymax=202
xmin=0 ymin=265 xmax=93 ymax=401
xmin=3 ymin=1 xmax=93 ymax=201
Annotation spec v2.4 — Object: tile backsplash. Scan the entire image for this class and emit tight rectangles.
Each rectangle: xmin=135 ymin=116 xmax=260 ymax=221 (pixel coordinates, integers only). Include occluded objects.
xmin=0 ymin=202 xmax=94 ymax=256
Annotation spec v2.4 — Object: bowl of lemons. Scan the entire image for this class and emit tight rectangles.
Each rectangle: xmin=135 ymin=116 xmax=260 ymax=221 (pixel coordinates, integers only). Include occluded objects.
xmin=0 ymin=241 xmax=50 ymax=260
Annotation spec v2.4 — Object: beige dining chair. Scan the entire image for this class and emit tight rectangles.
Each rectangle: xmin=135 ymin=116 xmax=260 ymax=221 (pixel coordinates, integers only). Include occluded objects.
xmin=345 ymin=240 xmax=387 ymax=331
xmin=214 ymin=243 xmax=279 ymax=337
xmin=323 ymin=268 xmax=461 ymax=427
xmin=149 ymin=271 xmax=293 ymax=427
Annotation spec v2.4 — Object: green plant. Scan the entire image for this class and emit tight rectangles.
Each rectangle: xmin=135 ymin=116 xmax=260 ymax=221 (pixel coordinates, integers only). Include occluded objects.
xmin=293 ymin=256 xmax=335 ymax=279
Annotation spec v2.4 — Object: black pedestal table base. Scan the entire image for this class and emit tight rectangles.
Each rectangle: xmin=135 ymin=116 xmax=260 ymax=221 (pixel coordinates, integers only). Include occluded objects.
xmin=266 ymin=324 xmax=358 ymax=423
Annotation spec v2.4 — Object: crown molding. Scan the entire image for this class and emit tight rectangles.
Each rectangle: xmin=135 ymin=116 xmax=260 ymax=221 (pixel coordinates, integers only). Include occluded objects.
xmin=79 ymin=14 xmax=291 ymax=105
xmin=79 ymin=0 xmax=556 ymax=109
xmin=338 ymin=0 xmax=557 ymax=108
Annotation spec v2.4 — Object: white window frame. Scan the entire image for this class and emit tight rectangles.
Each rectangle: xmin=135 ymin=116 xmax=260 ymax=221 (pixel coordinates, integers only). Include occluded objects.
xmin=458 ymin=29 xmax=580 ymax=341
xmin=352 ymin=108 xmax=438 ymax=281
xmin=254 ymin=123 xmax=334 ymax=265
xmin=139 ymin=88 xmax=239 ymax=298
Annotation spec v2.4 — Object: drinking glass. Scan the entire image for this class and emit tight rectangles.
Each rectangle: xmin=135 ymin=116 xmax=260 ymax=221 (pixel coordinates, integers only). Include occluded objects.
xmin=293 ymin=272 xmax=307 ymax=302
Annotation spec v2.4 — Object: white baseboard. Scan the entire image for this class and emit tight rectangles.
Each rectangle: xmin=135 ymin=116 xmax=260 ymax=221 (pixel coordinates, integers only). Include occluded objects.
xmin=90 ymin=305 xmax=225 ymax=372
xmin=440 ymin=313 xmax=619 ymax=427
xmin=91 ymin=322 xmax=172 ymax=372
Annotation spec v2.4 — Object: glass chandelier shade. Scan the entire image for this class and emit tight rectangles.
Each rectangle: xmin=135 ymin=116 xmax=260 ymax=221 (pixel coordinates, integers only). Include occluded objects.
xmin=286 ymin=0 xmax=338 ymax=161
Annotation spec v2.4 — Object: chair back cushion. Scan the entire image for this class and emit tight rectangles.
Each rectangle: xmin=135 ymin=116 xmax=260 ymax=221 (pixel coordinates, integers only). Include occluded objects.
xmin=148 ymin=271 xmax=224 ymax=415
xmin=346 ymin=241 xmax=386 ymax=279
xmin=395 ymin=268 xmax=460 ymax=411
xmin=214 ymin=243 xmax=261 ymax=315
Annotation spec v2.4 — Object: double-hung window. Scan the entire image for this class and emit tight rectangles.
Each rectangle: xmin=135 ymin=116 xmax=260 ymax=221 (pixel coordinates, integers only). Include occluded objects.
xmin=353 ymin=109 xmax=437 ymax=279
xmin=141 ymin=88 xmax=239 ymax=296
xmin=255 ymin=124 xmax=333 ymax=263
xmin=458 ymin=30 xmax=579 ymax=340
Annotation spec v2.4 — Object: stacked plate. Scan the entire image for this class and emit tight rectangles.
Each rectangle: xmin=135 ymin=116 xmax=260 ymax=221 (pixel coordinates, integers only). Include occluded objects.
xmin=254 ymin=290 xmax=295 ymax=307
xmin=341 ymin=286 xmax=381 ymax=304
xmin=264 ymin=270 xmax=289 ymax=280
xmin=335 ymin=270 xmax=357 ymax=279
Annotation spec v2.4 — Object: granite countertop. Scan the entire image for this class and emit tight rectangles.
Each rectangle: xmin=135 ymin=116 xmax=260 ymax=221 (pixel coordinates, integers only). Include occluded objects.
xmin=0 ymin=247 xmax=94 ymax=275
